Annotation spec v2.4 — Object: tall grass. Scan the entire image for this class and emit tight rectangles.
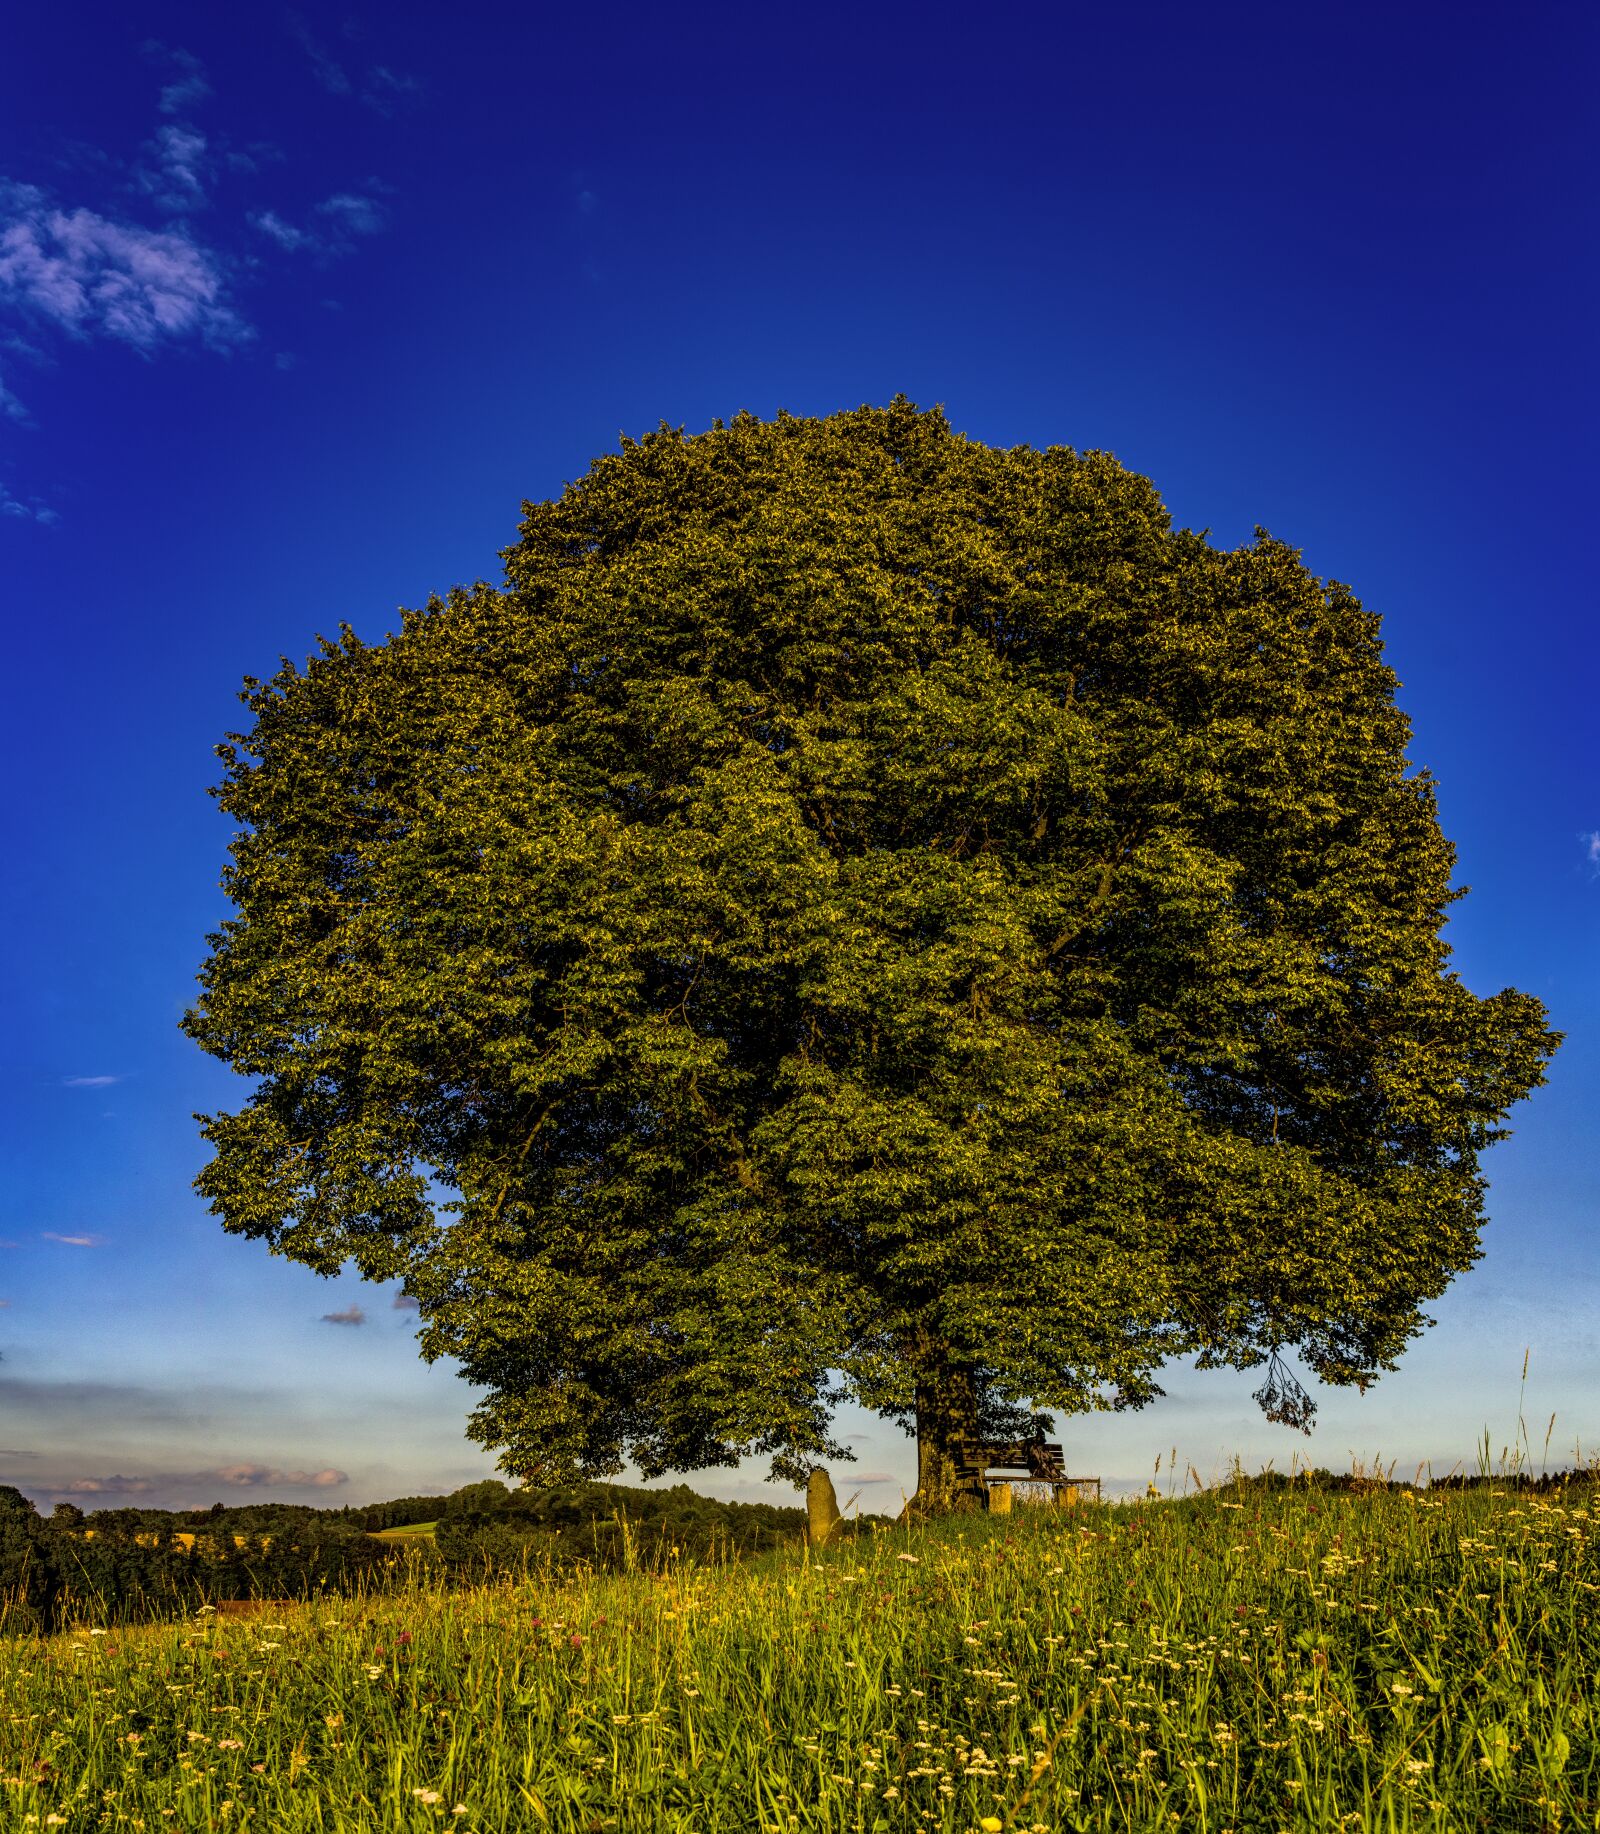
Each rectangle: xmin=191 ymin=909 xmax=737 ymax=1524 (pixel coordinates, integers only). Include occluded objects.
xmin=2 ymin=1479 xmax=1596 ymax=1830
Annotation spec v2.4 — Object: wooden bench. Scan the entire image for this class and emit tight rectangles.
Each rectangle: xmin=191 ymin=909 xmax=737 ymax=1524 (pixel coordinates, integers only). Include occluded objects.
xmin=956 ymin=1435 xmax=1101 ymax=1508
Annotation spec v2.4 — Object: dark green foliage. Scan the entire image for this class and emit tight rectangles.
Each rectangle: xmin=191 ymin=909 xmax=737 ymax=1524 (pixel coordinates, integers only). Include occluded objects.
xmin=0 ymin=1489 xmax=59 ymax=1633
xmin=432 ymin=1480 xmax=820 ymax=1574
xmin=13 ymin=1507 xmax=399 ymax=1631
xmin=0 ymin=1483 xmax=822 ymax=1629
xmin=346 ymin=1492 xmax=448 ymax=1531
xmin=440 ymin=1480 xmax=512 ymax=1517
xmin=185 ymin=400 xmax=1558 ymax=1501
xmin=1428 ymin=1468 xmax=1598 ymax=1494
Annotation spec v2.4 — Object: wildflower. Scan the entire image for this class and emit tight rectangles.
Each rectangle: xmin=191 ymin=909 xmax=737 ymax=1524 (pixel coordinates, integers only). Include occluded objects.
xmin=979 ymin=1821 xmax=1004 ymax=1832
xmin=398 ymin=1631 xmax=412 ymax=1644
xmin=413 ymin=1789 xmax=443 ymax=1804
xmin=217 ymin=1739 xmax=244 ymax=1751
xmin=895 ymin=1553 xmax=920 ymax=1564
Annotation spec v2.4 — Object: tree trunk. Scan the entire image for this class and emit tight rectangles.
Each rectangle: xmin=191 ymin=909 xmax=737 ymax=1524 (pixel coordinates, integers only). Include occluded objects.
xmin=905 ymin=1357 xmax=988 ymax=1519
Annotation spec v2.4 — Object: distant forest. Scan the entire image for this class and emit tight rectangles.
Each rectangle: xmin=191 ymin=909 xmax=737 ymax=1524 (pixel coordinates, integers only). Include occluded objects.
xmin=5 ymin=1470 xmax=1586 ymax=1633
xmin=0 ymin=1478 xmax=826 ymax=1632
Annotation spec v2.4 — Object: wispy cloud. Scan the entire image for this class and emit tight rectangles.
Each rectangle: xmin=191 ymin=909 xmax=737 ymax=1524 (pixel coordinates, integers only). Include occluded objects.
xmin=42 ymin=1231 xmax=106 ymax=1247
xmin=149 ymin=45 xmax=212 ymax=119
xmin=289 ymin=15 xmax=353 ymax=97
xmin=318 ymin=191 xmax=386 ymax=238
xmin=321 ymin=1304 xmax=366 ymax=1326
xmin=0 ymin=1372 xmax=263 ymax=1429
xmin=38 ymin=1462 xmax=348 ymax=1498
xmin=0 ymin=363 xmax=29 ymax=424
xmin=250 ymin=189 xmax=387 ymax=259
xmin=213 ymin=1462 xmax=346 ymax=1488
xmin=0 ymin=183 xmax=248 ymax=353
xmin=251 ymin=209 xmax=308 ymax=252
xmin=1582 ymin=831 xmax=1600 ymax=872
xmin=392 ymin=1292 xmax=420 ymax=1311
xmin=133 ymin=124 xmax=211 ymax=216
xmin=63 ymin=1074 xmax=119 ymax=1088
xmin=363 ymin=67 xmax=421 ymax=117
xmin=0 ymin=484 xmax=59 ymax=524
xmin=287 ymin=18 xmax=418 ymax=114
xmin=0 ymin=44 xmax=400 ymax=516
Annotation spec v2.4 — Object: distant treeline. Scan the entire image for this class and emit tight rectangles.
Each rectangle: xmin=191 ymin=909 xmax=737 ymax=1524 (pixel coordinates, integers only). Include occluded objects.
xmin=0 ymin=1478 xmax=824 ymax=1633
xmin=0 ymin=1486 xmax=396 ymax=1633
xmin=1224 ymin=1468 xmax=1599 ymax=1496
xmin=429 ymin=1480 xmax=818 ymax=1574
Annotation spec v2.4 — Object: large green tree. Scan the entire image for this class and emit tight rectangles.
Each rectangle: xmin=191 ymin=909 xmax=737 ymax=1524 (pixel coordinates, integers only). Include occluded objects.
xmin=186 ymin=400 xmax=1557 ymax=1514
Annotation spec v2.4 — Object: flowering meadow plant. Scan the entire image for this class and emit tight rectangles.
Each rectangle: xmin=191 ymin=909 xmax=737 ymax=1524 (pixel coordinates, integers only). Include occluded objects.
xmin=1 ymin=1481 xmax=1595 ymax=1830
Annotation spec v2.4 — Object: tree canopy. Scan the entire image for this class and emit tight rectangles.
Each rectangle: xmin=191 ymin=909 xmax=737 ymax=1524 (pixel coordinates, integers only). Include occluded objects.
xmin=186 ymin=399 xmax=1557 ymax=1512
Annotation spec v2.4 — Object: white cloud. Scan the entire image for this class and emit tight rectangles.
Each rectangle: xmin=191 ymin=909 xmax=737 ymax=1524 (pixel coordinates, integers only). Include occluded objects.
xmin=41 ymin=1462 xmax=348 ymax=1497
xmin=1583 ymin=831 xmax=1600 ymax=870
xmin=43 ymin=1473 xmax=158 ymax=1495
xmin=213 ymin=1462 xmax=346 ymax=1488
xmin=0 ymin=364 xmax=29 ymax=423
xmin=0 ymin=184 xmax=248 ymax=352
xmin=317 ymin=191 xmax=386 ymax=238
xmin=157 ymin=55 xmax=211 ymax=119
xmin=363 ymin=67 xmax=421 ymax=116
xmin=134 ymin=124 xmax=211 ymax=215
xmin=322 ymin=1303 xmax=366 ymax=1326
xmin=287 ymin=18 xmax=417 ymax=114
xmin=63 ymin=1074 xmax=120 ymax=1087
xmin=289 ymin=15 xmax=353 ymax=97
xmin=42 ymin=1231 xmax=106 ymax=1247
xmin=251 ymin=209 xmax=308 ymax=251
xmin=393 ymin=1292 xmax=420 ymax=1311
xmin=0 ymin=484 xmax=58 ymax=524
xmin=250 ymin=190 xmax=387 ymax=260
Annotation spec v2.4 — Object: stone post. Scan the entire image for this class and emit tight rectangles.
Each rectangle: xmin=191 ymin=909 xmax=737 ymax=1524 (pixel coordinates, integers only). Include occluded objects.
xmin=806 ymin=1468 xmax=843 ymax=1548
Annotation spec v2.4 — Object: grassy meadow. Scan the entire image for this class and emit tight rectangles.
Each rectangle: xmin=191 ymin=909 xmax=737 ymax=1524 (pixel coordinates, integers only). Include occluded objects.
xmin=2 ymin=1480 xmax=1597 ymax=1833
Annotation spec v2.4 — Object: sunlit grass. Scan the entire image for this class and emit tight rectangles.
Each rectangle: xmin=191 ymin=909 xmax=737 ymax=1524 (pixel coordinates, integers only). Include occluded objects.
xmin=3 ymin=1480 xmax=1597 ymax=1830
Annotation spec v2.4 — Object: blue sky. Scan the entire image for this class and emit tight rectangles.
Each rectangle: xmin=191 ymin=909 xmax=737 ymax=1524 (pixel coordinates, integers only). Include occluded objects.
xmin=2 ymin=2 xmax=1594 ymax=1512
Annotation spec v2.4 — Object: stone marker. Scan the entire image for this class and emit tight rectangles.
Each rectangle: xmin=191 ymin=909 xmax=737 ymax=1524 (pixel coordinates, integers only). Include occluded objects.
xmin=806 ymin=1467 xmax=844 ymax=1548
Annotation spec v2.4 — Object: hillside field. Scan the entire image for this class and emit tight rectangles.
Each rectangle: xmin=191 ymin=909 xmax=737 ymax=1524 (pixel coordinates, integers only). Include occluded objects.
xmin=2 ymin=1481 xmax=1596 ymax=1831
